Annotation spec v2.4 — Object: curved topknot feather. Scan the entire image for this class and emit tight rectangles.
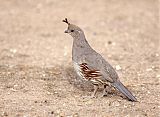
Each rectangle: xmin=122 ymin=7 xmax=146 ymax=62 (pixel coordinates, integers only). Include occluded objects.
xmin=62 ymin=18 xmax=70 ymax=25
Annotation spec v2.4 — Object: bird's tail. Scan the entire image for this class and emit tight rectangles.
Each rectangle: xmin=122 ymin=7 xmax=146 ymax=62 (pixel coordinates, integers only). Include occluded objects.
xmin=112 ymin=80 xmax=137 ymax=102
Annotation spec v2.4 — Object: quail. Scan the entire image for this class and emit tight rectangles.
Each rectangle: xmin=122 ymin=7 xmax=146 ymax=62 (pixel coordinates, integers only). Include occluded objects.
xmin=63 ymin=18 xmax=137 ymax=101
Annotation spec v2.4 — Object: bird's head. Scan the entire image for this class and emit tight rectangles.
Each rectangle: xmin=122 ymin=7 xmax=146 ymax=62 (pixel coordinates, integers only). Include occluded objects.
xmin=63 ymin=18 xmax=84 ymax=38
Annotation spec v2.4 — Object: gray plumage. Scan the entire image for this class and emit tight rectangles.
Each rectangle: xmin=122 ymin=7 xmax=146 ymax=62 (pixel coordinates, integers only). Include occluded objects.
xmin=63 ymin=18 xmax=137 ymax=102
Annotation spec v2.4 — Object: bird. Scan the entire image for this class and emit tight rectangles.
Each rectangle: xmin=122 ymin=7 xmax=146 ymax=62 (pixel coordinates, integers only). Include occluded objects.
xmin=63 ymin=18 xmax=137 ymax=101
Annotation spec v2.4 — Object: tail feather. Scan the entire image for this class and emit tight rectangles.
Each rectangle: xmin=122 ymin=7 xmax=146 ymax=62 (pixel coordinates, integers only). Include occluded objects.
xmin=112 ymin=80 xmax=137 ymax=102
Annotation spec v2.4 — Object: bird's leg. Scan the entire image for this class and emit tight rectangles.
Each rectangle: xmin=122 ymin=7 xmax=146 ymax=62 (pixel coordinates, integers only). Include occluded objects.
xmin=101 ymin=84 xmax=111 ymax=97
xmin=101 ymin=84 xmax=108 ymax=97
xmin=91 ymin=84 xmax=99 ymax=98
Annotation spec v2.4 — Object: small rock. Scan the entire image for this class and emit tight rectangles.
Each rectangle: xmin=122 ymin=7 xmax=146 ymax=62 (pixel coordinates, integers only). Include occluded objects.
xmin=108 ymin=41 xmax=112 ymax=44
xmin=2 ymin=112 xmax=8 ymax=116
xmin=151 ymin=66 xmax=155 ymax=69
xmin=34 ymin=101 xmax=38 ymax=103
xmin=111 ymin=100 xmax=120 ymax=107
xmin=115 ymin=65 xmax=122 ymax=70
xmin=44 ymin=100 xmax=47 ymax=103
xmin=155 ymin=53 xmax=159 ymax=57
xmin=146 ymin=68 xmax=152 ymax=71
xmin=10 ymin=88 xmax=17 ymax=92
xmin=56 ymin=110 xmax=65 ymax=117
xmin=137 ymin=73 xmax=141 ymax=76
xmin=42 ymin=74 xmax=46 ymax=77
xmin=156 ymin=75 xmax=160 ymax=78
xmin=23 ymin=115 xmax=28 ymax=117
xmin=85 ymin=100 xmax=93 ymax=105
xmin=47 ymin=92 xmax=53 ymax=95
xmin=124 ymin=104 xmax=128 ymax=108
xmin=51 ymin=111 xmax=54 ymax=114
xmin=112 ymin=42 xmax=116 ymax=46
xmin=108 ymin=54 xmax=112 ymax=58
xmin=147 ymin=91 xmax=151 ymax=94
xmin=10 ymin=49 xmax=17 ymax=53
xmin=73 ymin=113 xmax=79 ymax=117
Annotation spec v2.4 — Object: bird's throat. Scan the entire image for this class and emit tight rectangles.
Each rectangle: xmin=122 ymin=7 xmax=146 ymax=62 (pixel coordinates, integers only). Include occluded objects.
xmin=72 ymin=36 xmax=91 ymax=49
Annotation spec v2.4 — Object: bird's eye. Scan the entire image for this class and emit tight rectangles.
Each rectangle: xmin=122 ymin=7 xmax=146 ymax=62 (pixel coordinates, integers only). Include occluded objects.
xmin=71 ymin=30 xmax=74 ymax=32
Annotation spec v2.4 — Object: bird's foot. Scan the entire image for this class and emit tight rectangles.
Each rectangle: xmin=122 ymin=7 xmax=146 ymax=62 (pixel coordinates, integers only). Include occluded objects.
xmin=100 ymin=91 xmax=108 ymax=98
xmin=90 ymin=94 xmax=97 ymax=98
xmin=82 ymin=95 xmax=97 ymax=99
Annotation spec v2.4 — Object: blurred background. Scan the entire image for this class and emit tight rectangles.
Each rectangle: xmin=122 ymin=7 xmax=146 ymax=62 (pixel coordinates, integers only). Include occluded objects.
xmin=0 ymin=0 xmax=159 ymax=117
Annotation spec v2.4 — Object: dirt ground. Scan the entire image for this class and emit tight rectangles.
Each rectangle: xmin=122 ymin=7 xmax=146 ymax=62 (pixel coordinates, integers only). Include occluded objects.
xmin=0 ymin=0 xmax=159 ymax=117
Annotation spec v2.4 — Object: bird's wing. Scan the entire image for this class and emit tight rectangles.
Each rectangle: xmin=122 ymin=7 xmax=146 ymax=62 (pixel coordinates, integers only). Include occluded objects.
xmin=77 ymin=62 xmax=110 ymax=85
xmin=82 ymin=53 xmax=118 ymax=83
xmin=79 ymin=63 xmax=102 ymax=78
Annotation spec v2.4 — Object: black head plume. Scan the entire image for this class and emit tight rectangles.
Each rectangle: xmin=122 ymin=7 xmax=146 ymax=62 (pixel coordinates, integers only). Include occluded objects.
xmin=62 ymin=18 xmax=70 ymax=25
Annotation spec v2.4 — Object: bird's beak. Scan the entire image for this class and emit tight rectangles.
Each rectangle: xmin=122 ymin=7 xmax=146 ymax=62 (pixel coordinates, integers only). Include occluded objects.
xmin=64 ymin=30 xmax=69 ymax=33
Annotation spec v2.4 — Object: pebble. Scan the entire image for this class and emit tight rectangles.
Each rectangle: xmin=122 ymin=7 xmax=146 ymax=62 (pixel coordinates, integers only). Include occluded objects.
xmin=115 ymin=65 xmax=122 ymax=70
xmin=112 ymin=42 xmax=116 ymax=46
xmin=111 ymin=100 xmax=120 ymax=107
xmin=137 ymin=73 xmax=141 ymax=76
xmin=2 ymin=112 xmax=8 ymax=116
xmin=147 ymin=91 xmax=151 ymax=94
xmin=51 ymin=111 xmax=54 ymax=114
xmin=42 ymin=74 xmax=46 ymax=77
xmin=23 ymin=115 xmax=29 ymax=117
xmin=85 ymin=100 xmax=93 ymax=105
xmin=108 ymin=41 xmax=112 ymax=44
xmin=47 ymin=92 xmax=53 ymax=95
xmin=72 ymin=113 xmax=79 ymax=117
xmin=56 ymin=110 xmax=65 ymax=117
xmin=10 ymin=49 xmax=17 ymax=53
xmin=155 ymin=53 xmax=159 ymax=57
xmin=146 ymin=68 xmax=152 ymax=71
xmin=10 ymin=88 xmax=17 ymax=92
xmin=156 ymin=75 xmax=160 ymax=78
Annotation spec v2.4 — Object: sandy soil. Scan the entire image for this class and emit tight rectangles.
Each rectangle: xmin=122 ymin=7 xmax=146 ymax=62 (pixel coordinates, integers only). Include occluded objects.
xmin=0 ymin=0 xmax=159 ymax=117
